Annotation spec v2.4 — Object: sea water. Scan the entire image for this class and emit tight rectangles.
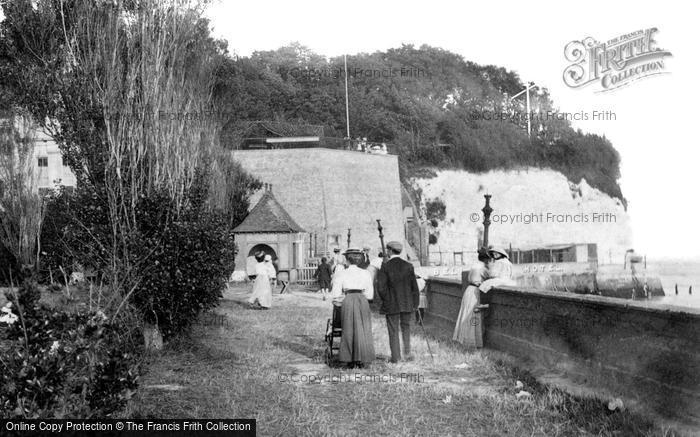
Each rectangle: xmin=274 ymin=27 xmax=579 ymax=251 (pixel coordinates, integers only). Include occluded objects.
xmin=638 ymin=259 xmax=700 ymax=308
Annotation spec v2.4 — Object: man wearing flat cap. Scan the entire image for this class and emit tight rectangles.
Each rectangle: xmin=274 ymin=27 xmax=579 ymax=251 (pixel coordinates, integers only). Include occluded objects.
xmin=376 ymin=241 xmax=420 ymax=363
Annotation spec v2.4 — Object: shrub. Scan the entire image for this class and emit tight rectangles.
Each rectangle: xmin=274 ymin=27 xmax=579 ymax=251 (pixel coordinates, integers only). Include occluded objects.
xmin=132 ymin=207 xmax=236 ymax=338
xmin=129 ymin=176 xmax=237 ymax=339
xmin=0 ymin=299 xmax=140 ymax=418
xmin=426 ymin=198 xmax=447 ymax=222
xmin=40 ymin=170 xmax=245 ymax=340
xmin=0 ymin=244 xmax=21 ymax=286
xmin=40 ymin=185 xmax=111 ymax=283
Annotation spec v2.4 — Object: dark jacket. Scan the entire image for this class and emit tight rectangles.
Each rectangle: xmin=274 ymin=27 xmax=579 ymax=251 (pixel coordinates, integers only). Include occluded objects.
xmin=376 ymin=256 xmax=420 ymax=314
xmin=314 ymin=263 xmax=333 ymax=283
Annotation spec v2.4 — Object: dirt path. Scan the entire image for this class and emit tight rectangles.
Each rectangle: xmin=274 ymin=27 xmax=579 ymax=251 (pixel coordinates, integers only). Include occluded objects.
xmin=124 ymin=284 xmax=658 ymax=436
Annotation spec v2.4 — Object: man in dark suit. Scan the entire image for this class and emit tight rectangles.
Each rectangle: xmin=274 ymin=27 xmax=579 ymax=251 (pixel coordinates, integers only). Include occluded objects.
xmin=376 ymin=241 xmax=420 ymax=363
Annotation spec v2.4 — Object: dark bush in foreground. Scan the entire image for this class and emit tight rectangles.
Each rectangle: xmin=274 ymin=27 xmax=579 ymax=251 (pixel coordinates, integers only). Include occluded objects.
xmin=0 ymin=298 xmax=140 ymax=418
xmin=40 ymin=174 xmax=240 ymax=340
xmin=130 ymin=177 xmax=237 ymax=339
xmin=132 ymin=209 xmax=236 ymax=338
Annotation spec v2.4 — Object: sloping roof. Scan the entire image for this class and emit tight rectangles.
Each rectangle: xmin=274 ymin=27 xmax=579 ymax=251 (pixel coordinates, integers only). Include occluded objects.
xmin=233 ymin=189 xmax=305 ymax=233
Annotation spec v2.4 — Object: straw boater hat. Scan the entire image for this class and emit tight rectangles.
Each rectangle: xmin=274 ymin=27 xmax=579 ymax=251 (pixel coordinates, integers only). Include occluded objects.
xmin=343 ymin=247 xmax=362 ymax=256
xmin=488 ymin=246 xmax=509 ymax=259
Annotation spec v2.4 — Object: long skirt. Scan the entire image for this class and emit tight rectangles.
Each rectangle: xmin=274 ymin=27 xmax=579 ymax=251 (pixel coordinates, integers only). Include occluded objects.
xmin=248 ymin=275 xmax=272 ymax=308
xmin=339 ymin=293 xmax=375 ymax=364
xmin=452 ymin=285 xmax=481 ymax=348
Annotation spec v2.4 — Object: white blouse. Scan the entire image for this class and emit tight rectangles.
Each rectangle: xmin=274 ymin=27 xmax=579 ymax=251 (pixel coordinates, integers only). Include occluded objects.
xmin=264 ymin=261 xmax=276 ymax=278
xmin=330 ymin=265 xmax=374 ymax=303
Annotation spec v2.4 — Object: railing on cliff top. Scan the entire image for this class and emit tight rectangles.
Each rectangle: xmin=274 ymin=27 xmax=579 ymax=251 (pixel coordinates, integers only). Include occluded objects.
xmin=237 ymin=136 xmax=399 ymax=155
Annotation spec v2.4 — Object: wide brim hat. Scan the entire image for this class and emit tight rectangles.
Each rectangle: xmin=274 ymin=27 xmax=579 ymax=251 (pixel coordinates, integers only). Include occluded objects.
xmin=488 ymin=246 xmax=509 ymax=259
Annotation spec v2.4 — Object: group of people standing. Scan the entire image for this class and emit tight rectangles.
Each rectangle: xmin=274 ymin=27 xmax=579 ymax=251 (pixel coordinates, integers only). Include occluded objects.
xmin=452 ymin=246 xmax=514 ymax=347
xmin=325 ymin=241 xmax=422 ymax=367
xmin=248 ymin=242 xmax=514 ymax=366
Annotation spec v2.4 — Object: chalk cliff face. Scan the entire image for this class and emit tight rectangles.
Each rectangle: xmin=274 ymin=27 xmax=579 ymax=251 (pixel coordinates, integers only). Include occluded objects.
xmin=413 ymin=168 xmax=632 ymax=265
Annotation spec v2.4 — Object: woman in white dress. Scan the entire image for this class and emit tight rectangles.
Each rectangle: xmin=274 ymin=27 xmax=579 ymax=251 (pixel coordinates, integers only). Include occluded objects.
xmin=248 ymin=252 xmax=273 ymax=309
xmin=264 ymin=254 xmax=277 ymax=288
xmin=479 ymin=247 xmax=515 ymax=292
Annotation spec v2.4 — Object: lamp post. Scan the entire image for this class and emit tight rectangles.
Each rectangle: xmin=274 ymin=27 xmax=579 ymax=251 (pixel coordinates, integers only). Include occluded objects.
xmin=347 ymin=228 xmax=351 ymax=248
xmin=344 ymin=54 xmax=350 ymax=139
xmin=482 ymin=194 xmax=493 ymax=248
xmin=376 ymin=219 xmax=386 ymax=259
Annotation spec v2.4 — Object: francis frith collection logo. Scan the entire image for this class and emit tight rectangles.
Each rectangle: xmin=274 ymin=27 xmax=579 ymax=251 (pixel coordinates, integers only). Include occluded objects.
xmin=563 ymin=28 xmax=672 ymax=92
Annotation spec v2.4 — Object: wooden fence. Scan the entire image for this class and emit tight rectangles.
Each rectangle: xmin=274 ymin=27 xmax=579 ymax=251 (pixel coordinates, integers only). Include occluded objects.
xmin=296 ymin=267 xmax=318 ymax=286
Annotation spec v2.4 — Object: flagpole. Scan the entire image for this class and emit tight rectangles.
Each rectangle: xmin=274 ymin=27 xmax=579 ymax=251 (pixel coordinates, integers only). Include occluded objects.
xmin=525 ymin=81 xmax=532 ymax=138
xmin=344 ymin=54 xmax=350 ymax=139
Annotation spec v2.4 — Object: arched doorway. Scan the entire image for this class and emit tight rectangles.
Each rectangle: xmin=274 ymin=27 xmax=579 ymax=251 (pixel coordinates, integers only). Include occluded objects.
xmin=248 ymin=244 xmax=277 ymax=260
xmin=246 ymin=244 xmax=279 ymax=280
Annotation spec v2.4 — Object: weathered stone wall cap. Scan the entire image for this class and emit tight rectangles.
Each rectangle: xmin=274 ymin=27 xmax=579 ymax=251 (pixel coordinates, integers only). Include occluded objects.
xmin=428 ymin=276 xmax=462 ymax=285
xmin=232 ymin=148 xmax=394 ymax=158
xmin=492 ymin=286 xmax=700 ymax=317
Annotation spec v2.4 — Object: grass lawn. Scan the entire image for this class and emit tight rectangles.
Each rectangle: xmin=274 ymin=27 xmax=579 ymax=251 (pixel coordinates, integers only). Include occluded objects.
xmin=122 ymin=284 xmax=675 ymax=436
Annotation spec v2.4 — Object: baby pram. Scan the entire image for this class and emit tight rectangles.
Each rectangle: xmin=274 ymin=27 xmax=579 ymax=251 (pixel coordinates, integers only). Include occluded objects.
xmin=323 ymin=305 xmax=342 ymax=365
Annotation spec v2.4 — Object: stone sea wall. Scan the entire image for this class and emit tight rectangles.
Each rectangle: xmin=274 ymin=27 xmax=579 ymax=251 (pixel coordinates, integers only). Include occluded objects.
xmin=426 ymin=276 xmax=700 ymax=427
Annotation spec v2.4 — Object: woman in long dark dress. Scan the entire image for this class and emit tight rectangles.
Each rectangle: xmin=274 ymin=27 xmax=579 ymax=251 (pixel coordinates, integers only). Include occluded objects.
xmin=330 ymin=248 xmax=375 ymax=367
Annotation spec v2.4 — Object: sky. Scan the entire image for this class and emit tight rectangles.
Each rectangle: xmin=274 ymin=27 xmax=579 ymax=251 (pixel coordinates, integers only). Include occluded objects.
xmin=205 ymin=0 xmax=700 ymax=260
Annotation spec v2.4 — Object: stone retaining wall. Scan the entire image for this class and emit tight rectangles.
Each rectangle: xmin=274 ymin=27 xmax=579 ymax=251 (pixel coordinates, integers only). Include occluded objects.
xmin=425 ymin=275 xmax=700 ymax=425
